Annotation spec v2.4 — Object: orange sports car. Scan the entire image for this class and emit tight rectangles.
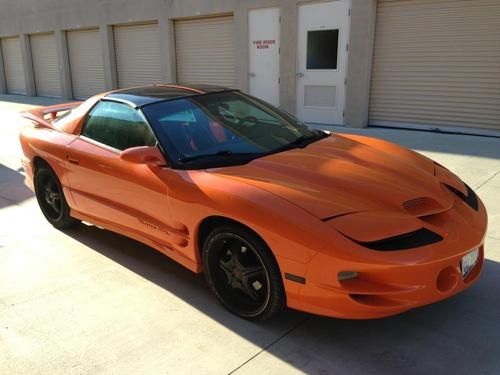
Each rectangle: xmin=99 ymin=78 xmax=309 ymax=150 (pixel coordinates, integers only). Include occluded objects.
xmin=19 ymin=85 xmax=487 ymax=320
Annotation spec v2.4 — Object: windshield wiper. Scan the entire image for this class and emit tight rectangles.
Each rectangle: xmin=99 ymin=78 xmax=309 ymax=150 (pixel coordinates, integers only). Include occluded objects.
xmin=267 ymin=130 xmax=330 ymax=155
xmin=179 ymin=150 xmax=261 ymax=163
xmin=178 ymin=131 xmax=329 ymax=163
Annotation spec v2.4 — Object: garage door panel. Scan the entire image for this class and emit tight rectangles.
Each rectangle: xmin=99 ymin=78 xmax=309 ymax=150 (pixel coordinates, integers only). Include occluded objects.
xmin=113 ymin=23 xmax=162 ymax=88
xmin=67 ymin=29 xmax=105 ymax=99
xmin=1 ymin=37 xmax=26 ymax=94
xmin=31 ymin=33 xmax=61 ymax=97
xmin=370 ymin=0 xmax=500 ymax=130
xmin=175 ymin=16 xmax=236 ymax=88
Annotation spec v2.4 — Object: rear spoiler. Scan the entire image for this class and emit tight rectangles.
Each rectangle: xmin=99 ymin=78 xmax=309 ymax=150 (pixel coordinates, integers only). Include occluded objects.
xmin=21 ymin=102 xmax=83 ymax=129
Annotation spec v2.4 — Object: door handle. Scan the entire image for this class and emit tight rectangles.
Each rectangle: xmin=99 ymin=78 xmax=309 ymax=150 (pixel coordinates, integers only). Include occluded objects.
xmin=248 ymin=72 xmax=256 ymax=78
xmin=66 ymin=155 xmax=80 ymax=165
xmin=296 ymin=72 xmax=304 ymax=78
xmin=97 ymin=163 xmax=113 ymax=170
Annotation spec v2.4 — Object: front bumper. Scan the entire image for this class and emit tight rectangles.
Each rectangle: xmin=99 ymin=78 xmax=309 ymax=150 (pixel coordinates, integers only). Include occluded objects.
xmin=286 ymin=194 xmax=488 ymax=319
xmin=291 ymin=245 xmax=484 ymax=319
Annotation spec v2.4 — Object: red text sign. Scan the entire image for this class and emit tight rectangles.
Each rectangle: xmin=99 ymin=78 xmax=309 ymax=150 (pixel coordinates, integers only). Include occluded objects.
xmin=253 ymin=39 xmax=276 ymax=49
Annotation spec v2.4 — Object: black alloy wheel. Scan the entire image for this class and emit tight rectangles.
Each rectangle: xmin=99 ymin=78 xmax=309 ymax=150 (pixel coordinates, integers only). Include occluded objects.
xmin=203 ymin=225 xmax=285 ymax=320
xmin=34 ymin=164 xmax=79 ymax=229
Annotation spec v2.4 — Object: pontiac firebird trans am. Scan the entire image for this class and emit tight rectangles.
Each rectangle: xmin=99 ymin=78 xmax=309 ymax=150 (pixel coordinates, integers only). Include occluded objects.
xmin=19 ymin=85 xmax=487 ymax=320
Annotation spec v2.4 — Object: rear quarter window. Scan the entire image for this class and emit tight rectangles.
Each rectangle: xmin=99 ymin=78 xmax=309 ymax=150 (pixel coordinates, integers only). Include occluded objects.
xmin=82 ymin=101 xmax=156 ymax=151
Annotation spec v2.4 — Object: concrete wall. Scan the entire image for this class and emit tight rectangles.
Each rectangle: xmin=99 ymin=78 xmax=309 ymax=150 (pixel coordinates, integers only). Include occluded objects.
xmin=0 ymin=44 xmax=6 ymax=94
xmin=0 ymin=0 xmax=376 ymax=127
xmin=345 ymin=0 xmax=377 ymax=128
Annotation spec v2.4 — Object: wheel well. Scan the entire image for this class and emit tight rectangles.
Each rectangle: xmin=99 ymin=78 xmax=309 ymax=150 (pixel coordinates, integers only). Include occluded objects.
xmin=197 ymin=216 xmax=269 ymax=264
xmin=33 ymin=156 xmax=49 ymax=171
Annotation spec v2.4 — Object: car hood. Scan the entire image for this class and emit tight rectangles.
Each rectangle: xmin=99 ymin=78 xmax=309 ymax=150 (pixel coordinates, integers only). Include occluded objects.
xmin=209 ymin=134 xmax=456 ymax=220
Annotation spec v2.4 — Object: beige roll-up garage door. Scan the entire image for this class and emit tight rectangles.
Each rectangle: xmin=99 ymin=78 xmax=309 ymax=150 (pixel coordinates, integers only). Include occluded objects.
xmin=113 ymin=23 xmax=162 ymax=88
xmin=67 ymin=29 xmax=105 ymax=99
xmin=370 ymin=0 xmax=500 ymax=131
xmin=1 ymin=37 xmax=26 ymax=94
xmin=175 ymin=15 xmax=236 ymax=87
xmin=30 ymin=33 xmax=62 ymax=97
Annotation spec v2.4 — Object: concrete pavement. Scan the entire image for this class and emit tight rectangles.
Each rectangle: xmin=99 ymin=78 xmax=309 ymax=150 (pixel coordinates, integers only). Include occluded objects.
xmin=1 ymin=94 xmax=499 ymax=374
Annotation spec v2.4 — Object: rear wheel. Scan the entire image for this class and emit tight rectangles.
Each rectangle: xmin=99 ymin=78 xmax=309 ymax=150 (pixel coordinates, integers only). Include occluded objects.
xmin=203 ymin=225 xmax=285 ymax=321
xmin=34 ymin=164 xmax=79 ymax=229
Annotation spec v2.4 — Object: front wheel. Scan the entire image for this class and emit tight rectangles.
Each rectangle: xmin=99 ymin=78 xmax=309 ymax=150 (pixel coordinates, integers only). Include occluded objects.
xmin=203 ymin=225 xmax=285 ymax=321
xmin=34 ymin=164 xmax=79 ymax=229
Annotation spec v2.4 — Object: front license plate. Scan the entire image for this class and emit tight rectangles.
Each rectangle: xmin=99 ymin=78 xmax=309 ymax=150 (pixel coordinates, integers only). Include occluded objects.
xmin=461 ymin=248 xmax=479 ymax=278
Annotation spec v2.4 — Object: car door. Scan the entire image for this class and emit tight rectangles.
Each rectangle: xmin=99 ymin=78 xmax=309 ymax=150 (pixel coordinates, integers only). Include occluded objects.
xmin=65 ymin=100 xmax=176 ymax=247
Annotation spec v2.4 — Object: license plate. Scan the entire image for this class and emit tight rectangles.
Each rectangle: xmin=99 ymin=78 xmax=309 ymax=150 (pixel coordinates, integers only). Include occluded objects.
xmin=461 ymin=248 xmax=479 ymax=278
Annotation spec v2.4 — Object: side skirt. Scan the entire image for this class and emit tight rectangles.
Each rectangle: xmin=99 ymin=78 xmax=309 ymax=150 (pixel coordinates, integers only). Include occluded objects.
xmin=70 ymin=209 xmax=202 ymax=273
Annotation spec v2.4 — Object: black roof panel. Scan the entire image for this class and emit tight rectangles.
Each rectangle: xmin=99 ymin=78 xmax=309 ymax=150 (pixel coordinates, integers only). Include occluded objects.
xmin=104 ymin=84 xmax=232 ymax=107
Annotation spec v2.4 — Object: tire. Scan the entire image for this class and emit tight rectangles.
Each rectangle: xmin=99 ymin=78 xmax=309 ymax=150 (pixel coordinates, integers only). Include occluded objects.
xmin=34 ymin=164 xmax=79 ymax=229
xmin=203 ymin=224 xmax=286 ymax=321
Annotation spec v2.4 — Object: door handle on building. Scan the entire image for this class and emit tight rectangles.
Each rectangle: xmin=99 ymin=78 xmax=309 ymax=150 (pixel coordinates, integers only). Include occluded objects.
xmin=296 ymin=72 xmax=304 ymax=78
xmin=248 ymin=72 xmax=256 ymax=78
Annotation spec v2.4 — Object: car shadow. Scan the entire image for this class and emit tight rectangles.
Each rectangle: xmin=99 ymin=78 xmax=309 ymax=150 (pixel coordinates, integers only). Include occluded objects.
xmin=0 ymin=164 xmax=34 ymax=208
xmin=63 ymin=223 xmax=500 ymax=374
xmin=62 ymin=222 xmax=309 ymax=339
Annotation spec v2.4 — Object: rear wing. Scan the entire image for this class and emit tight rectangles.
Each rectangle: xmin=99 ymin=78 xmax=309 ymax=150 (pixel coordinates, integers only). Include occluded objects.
xmin=21 ymin=102 xmax=83 ymax=129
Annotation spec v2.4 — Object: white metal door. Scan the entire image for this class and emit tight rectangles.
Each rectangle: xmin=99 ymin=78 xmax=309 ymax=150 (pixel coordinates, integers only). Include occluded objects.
xmin=114 ymin=23 xmax=162 ymax=88
xmin=296 ymin=1 xmax=350 ymax=125
xmin=67 ymin=29 xmax=105 ymax=99
xmin=248 ymin=8 xmax=280 ymax=106
xmin=175 ymin=16 xmax=236 ymax=87
xmin=31 ymin=33 xmax=62 ymax=97
xmin=1 ymin=37 xmax=26 ymax=94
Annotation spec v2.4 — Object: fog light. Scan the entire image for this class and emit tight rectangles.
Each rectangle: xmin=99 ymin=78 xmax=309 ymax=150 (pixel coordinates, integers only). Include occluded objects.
xmin=338 ymin=271 xmax=358 ymax=281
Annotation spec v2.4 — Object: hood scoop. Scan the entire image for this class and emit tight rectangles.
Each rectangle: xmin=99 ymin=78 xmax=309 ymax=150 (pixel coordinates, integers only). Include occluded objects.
xmin=402 ymin=196 xmax=448 ymax=217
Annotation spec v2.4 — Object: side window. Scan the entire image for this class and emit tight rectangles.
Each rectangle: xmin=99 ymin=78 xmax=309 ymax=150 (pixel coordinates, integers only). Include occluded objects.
xmin=82 ymin=101 xmax=156 ymax=151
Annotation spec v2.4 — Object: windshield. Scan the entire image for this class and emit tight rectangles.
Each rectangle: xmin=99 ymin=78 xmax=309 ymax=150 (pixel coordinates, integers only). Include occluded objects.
xmin=141 ymin=91 xmax=328 ymax=168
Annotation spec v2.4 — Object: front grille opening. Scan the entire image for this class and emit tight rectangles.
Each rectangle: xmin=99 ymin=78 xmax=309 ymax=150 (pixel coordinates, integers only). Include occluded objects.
xmin=349 ymin=294 xmax=403 ymax=307
xmin=446 ymin=183 xmax=479 ymax=211
xmin=345 ymin=227 xmax=443 ymax=251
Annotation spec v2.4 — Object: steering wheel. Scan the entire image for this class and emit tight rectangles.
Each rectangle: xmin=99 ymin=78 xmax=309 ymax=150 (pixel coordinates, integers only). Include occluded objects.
xmin=218 ymin=106 xmax=239 ymax=124
xmin=239 ymin=116 xmax=258 ymax=127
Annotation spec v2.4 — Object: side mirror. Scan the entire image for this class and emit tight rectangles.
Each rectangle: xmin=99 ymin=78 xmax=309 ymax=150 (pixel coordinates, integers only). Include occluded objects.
xmin=120 ymin=146 xmax=167 ymax=166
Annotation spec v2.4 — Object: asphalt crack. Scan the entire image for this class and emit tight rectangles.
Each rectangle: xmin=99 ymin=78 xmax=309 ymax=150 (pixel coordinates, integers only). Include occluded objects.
xmin=476 ymin=169 xmax=500 ymax=191
xmin=228 ymin=315 xmax=310 ymax=374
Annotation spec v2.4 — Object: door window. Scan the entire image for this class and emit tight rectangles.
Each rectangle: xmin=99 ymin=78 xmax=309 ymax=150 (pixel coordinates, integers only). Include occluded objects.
xmin=82 ymin=101 xmax=156 ymax=150
xmin=306 ymin=29 xmax=339 ymax=70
